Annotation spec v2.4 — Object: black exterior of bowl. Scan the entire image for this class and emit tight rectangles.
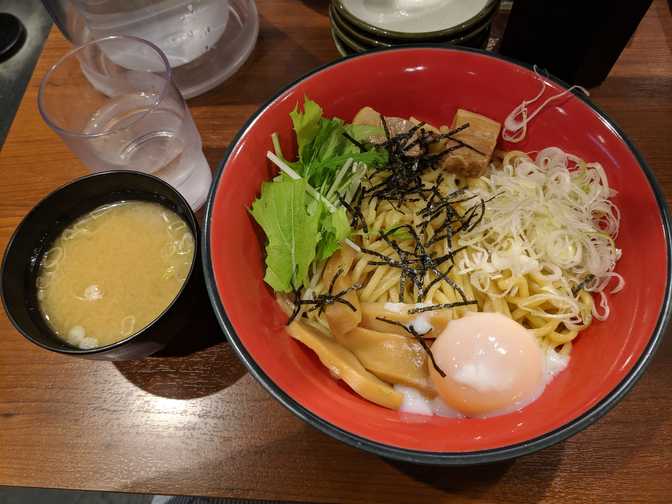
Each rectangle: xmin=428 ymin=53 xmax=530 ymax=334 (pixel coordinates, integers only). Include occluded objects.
xmin=203 ymin=46 xmax=672 ymax=465
xmin=334 ymin=0 xmax=499 ymax=42
xmin=330 ymin=4 xmax=391 ymax=49
xmin=1 ymin=171 xmax=202 ymax=361
xmin=330 ymin=3 xmax=492 ymax=53
xmin=331 ymin=28 xmax=354 ymax=57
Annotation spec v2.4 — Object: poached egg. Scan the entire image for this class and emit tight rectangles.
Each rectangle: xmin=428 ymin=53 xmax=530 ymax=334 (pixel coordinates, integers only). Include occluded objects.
xmin=429 ymin=312 xmax=557 ymax=417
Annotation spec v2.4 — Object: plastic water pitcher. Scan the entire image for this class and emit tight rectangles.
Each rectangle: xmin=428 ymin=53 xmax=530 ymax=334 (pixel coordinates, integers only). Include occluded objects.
xmin=41 ymin=0 xmax=259 ymax=98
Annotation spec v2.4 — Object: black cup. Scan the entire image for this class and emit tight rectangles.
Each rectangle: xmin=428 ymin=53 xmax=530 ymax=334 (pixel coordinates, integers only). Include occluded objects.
xmin=1 ymin=171 xmax=202 ymax=360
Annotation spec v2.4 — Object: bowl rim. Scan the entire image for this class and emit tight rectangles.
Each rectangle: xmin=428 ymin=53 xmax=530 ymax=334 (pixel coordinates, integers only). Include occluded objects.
xmin=330 ymin=8 xmax=370 ymax=52
xmin=330 ymin=3 xmax=492 ymax=51
xmin=202 ymin=45 xmax=672 ymax=465
xmin=0 ymin=170 xmax=200 ymax=356
xmin=330 ymin=4 xmax=391 ymax=49
xmin=330 ymin=28 xmax=353 ymax=58
xmin=333 ymin=0 xmax=500 ymax=41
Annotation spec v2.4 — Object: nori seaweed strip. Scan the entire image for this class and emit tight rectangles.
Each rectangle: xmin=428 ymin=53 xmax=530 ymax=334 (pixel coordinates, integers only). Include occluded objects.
xmin=419 ymin=265 xmax=453 ymax=301
xmin=419 ymin=201 xmax=460 ymax=224
xmin=363 ymin=178 xmax=388 ymax=195
xmin=401 ymin=130 xmax=432 ymax=154
xmin=434 ymin=246 xmax=468 ymax=263
xmin=425 ymin=230 xmax=450 ymax=248
xmin=364 ymin=174 xmax=425 ymax=199
xmin=466 ymin=198 xmax=486 ymax=232
xmin=426 ymin=143 xmax=474 ymax=162
xmin=361 ymin=242 xmax=424 ymax=303
xmin=418 ymin=246 xmax=468 ymax=302
xmin=418 ymin=193 xmax=478 ymax=222
xmin=337 ymin=190 xmax=368 ymax=233
xmin=427 ymin=270 xmax=467 ymax=302
xmin=386 ymin=198 xmax=407 ymax=215
xmin=383 ymin=130 xmax=417 ymax=151
xmin=293 ymin=269 xmax=362 ymax=316
xmin=378 ymin=225 xmax=469 ymax=303
xmin=418 ymin=178 xmax=451 ymax=233
xmin=422 ymin=257 xmax=468 ymax=302
xmin=572 ymin=274 xmax=595 ymax=296
xmin=418 ymin=195 xmax=468 ymax=228
xmin=342 ymin=131 xmax=366 ymax=152
xmin=375 ymin=317 xmax=446 ymax=377
xmin=328 ymin=267 xmax=342 ymax=293
xmin=441 ymin=136 xmax=486 ymax=157
xmin=287 ymin=282 xmax=303 ymax=325
xmin=398 ymin=268 xmax=409 ymax=303
xmin=436 ymin=123 xmax=487 ymax=157
xmin=385 ymin=225 xmax=427 ymax=259
xmin=420 ymin=199 xmax=481 ymax=242
xmin=445 ymin=193 xmax=481 ymax=206
xmin=422 ymin=195 xmax=485 ymax=247
xmin=452 ymin=199 xmax=485 ymax=234
xmin=426 ymin=174 xmax=445 ymax=200
xmin=439 ymin=123 xmax=470 ymax=138
xmin=442 ymin=186 xmax=469 ymax=200
xmin=408 ymin=300 xmax=478 ymax=314
xmin=370 ymin=184 xmax=425 ymax=203
xmin=383 ymin=225 xmax=429 ymax=300
xmin=368 ymin=179 xmax=422 ymax=204
xmin=484 ymin=191 xmax=504 ymax=204
xmin=380 ymin=226 xmax=414 ymax=258
xmin=425 ymin=222 xmax=455 ymax=247
xmin=407 ymin=271 xmax=427 ymax=302
xmin=360 ymin=246 xmax=397 ymax=263
xmin=365 ymin=120 xmax=466 ymax=206
xmin=370 ymin=121 xmax=487 ymax=209
xmin=380 ymin=114 xmax=391 ymax=141
xmin=390 ymin=122 xmax=427 ymax=145
xmin=367 ymin=260 xmax=396 ymax=266
xmin=399 ymin=122 xmax=427 ymax=152
xmin=426 ymin=223 xmax=458 ymax=247
xmin=441 ymin=198 xmax=486 ymax=236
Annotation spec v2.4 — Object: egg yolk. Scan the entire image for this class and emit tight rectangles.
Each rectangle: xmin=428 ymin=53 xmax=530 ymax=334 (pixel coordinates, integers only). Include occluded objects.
xmin=429 ymin=312 xmax=544 ymax=417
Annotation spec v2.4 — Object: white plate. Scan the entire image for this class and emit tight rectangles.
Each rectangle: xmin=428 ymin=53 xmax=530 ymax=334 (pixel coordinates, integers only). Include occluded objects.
xmin=341 ymin=0 xmax=490 ymax=34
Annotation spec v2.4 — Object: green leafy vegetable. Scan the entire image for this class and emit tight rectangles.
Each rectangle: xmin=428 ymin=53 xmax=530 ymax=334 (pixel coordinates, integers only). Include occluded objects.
xmin=290 ymin=97 xmax=323 ymax=163
xmin=250 ymin=177 xmax=320 ymax=292
xmin=253 ymin=97 xmax=388 ymax=292
xmin=289 ymin=98 xmax=388 ymax=192
xmin=316 ymin=206 xmax=351 ymax=261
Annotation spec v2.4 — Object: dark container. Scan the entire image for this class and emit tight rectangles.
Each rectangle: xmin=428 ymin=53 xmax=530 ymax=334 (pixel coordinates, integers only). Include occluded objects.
xmin=0 ymin=13 xmax=26 ymax=63
xmin=499 ymin=0 xmax=653 ymax=87
xmin=1 ymin=171 xmax=203 ymax=361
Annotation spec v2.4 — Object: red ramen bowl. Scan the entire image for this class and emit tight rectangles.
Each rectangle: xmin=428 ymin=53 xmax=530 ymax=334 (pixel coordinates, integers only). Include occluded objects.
xmin=203 ymin=47 xmax=671 ymax=464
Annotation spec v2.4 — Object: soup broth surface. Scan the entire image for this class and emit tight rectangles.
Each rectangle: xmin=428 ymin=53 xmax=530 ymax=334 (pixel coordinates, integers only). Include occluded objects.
xmin=36 ymin=201 xmax=194 ymax=349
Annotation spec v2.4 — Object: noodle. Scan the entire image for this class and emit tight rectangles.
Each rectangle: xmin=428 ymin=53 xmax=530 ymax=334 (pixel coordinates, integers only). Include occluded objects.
xmin=268 ymin=104 xmax=623 ymax=412
xmin=291 ymin=146 xmax=618 ymax=352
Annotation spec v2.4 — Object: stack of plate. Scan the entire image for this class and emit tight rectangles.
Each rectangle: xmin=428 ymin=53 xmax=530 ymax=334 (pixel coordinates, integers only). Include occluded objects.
xmin=330 ymin=0 xmax=501 ymax=56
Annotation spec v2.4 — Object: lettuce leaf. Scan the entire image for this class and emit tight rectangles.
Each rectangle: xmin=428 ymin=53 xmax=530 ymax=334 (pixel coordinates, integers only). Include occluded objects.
xmin=250 ymin=177 xmax=320 ymax=292
xmin=316 ymin=206 xmax=351 ymax=261
xmin=290 ymin=97 xmax=323 ymax=165
xmin=253 ymin=97 xmax=389 ymax=293
xmin=290 ymin=98 xmax=388 ymax=189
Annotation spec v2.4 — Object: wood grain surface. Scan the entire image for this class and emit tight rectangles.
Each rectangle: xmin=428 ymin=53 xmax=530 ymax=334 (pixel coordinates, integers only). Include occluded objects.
xmin=1 ymin=1 xmax=671 ymax=502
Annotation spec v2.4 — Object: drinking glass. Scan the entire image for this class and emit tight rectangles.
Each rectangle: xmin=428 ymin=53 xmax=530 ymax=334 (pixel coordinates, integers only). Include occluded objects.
xmin=38 ymin=35 xmax=212 ymax=210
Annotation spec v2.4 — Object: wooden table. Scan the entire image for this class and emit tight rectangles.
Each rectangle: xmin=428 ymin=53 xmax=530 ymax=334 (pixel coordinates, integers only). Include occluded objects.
xmin=1 ymin=1 xmax=671 ymax=502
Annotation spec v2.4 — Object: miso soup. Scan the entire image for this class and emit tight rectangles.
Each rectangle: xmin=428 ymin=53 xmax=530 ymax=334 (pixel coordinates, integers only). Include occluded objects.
xmin=35 ymin=201 xmax=195 ymax=349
